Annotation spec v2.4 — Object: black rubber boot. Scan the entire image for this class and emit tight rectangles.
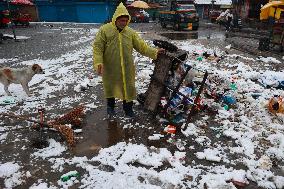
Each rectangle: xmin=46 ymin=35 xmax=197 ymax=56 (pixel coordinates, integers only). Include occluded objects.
xmin=123 ymin=101 xmax=135 ymax=118
xmin=107 ymin=98 xmax=116 ymax=118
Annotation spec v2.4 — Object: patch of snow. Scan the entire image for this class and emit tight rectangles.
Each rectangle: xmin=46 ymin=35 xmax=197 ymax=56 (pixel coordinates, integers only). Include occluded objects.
xmin=0 ymin=162 xmax=20 ymax=177
xmin=257 ymin=56 xmax=281 ymax=64
xmin=148 ymin=134 xmax=164 ymax=140
xmin=195 ymin=148 xmax=222 ymax=162
xmin=0 ymin=162 xmax=23 ymax=188
xmin=30 ymin=180 xmax=57 ymax=189
xmin=0 ymin=132 xmax=8 ymax=143
xmin=33 ymin=139 xmax=67 ymax=159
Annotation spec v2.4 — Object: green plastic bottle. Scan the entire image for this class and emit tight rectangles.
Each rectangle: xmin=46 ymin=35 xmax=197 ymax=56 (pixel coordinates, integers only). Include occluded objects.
xmin=60 ymin=171 xmax=80 ymax=182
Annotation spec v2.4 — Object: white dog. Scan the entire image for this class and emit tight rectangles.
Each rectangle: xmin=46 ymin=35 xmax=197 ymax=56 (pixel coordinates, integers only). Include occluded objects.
xmin=0 ymin=64 xmax=44 ymax=96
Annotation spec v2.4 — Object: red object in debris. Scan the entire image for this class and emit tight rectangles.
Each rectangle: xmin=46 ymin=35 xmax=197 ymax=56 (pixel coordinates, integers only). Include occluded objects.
xmin=13 ymin=13 xmax=32 ymax=26
xmin=0 ymin=10 xmax=11 ymax=26
xmin=226 ymin=179 xmax=247 ymax=188
xmin=2 ymin=18 xmax=11 ymax=24
xmin=165 ymin=125 xmax=176 ymax=134
xmin=10 ymin=0 xmax=34 ymax=6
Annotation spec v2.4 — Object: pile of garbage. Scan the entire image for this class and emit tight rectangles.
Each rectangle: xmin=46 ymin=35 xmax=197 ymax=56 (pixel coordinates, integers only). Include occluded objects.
xmin=156 ymin=54 xmax=238 ymax=127
xmin=139 ymin=40 xmax=240 ymax=133
xmin=141 ymin=41 xmax=284 ymax=135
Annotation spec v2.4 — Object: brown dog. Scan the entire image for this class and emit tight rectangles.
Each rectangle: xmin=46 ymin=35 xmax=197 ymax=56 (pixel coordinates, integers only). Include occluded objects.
xmin=0 ymin=64 xmax=44 ymax=96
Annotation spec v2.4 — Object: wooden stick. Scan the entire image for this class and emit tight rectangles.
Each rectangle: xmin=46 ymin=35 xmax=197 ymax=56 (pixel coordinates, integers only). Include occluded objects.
xmin=184 ymin=71 xmax=208 ymax=129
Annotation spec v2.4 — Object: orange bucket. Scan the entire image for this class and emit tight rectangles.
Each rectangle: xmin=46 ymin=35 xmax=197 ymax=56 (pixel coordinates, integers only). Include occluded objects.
xmin=268 ymin=96 xmax=284 ymax=114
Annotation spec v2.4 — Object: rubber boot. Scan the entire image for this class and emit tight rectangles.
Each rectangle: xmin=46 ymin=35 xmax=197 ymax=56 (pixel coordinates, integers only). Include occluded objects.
xmin=123 ymin=101 xmax=135 ymax=118
xmin=107 ymin=98 xmax=116 ymax=118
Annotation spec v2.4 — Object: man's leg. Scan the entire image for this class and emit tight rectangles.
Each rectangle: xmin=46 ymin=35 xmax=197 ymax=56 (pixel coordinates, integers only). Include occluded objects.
xmin=107 ymin=98 xmax=116 ymax=117
xmin=123 ymin=100 xmax=135 ymax=118
xmin=225 ymin=21 xmax=229 ymax=31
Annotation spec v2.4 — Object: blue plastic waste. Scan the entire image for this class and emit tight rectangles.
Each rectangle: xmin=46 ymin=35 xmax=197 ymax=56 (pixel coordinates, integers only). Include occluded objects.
xmin=172 ymin=113 xmax=184 ymax=124
xmin=170 ymin=95 xmax=182 ymax=108
xmin=223 ymin=95 xmax=237 ymax=105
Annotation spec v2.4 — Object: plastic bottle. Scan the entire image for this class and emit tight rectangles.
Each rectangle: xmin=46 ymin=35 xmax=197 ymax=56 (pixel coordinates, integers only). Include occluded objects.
xmin=60 ymin=171 xmax=80 ymax=182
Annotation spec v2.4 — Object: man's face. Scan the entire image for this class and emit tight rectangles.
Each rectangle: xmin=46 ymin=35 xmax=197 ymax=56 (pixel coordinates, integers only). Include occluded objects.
xmin=115 ymin=16 xmax=129 ymax=30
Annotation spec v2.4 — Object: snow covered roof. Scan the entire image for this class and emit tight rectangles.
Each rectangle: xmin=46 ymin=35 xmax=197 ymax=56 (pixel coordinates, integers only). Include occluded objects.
xmin=195 ymin=0 xmax=232 ymax=5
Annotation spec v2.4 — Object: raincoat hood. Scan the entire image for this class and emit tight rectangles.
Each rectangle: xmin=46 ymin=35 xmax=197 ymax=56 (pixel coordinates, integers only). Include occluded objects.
xmin=112 ymin=2 xmax=131 ymax=26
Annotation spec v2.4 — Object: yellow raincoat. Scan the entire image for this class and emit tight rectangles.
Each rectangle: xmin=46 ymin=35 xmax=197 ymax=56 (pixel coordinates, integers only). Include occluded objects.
xmin=93 ymin=2 xmax=158 ymax=102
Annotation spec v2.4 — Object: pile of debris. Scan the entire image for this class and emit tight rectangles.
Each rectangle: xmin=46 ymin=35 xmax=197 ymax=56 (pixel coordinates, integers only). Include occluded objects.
xmin=139 ymin=40 xmax=284 ymax=135
xmin=138 ymin=40 xmax=239 ymax=132
xmin=1 ymin=105 xmax=86 ymax=147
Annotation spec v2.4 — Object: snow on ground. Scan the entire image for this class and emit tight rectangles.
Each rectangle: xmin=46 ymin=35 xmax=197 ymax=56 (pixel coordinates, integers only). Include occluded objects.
xmin=0 ymin=162 xmax=25 ymax=188
xmin=1 ymin=25 xmax=284 ymax=188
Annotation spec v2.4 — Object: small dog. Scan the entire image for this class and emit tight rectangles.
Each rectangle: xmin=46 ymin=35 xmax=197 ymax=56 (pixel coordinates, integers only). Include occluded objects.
xmin=0 ymin=64 xmax=45 ymax=96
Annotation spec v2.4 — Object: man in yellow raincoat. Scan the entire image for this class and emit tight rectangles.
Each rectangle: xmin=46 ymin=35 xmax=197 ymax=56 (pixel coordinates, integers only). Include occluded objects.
xmin=93 ymin=2 xmax=164 ymax=118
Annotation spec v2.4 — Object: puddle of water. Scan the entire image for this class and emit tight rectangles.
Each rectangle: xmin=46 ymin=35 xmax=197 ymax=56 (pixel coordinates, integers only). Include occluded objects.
xmin=71 ymin=111 xmax=131 ymax=158
xmin=159 ymin=31 xmax=225 ymax=40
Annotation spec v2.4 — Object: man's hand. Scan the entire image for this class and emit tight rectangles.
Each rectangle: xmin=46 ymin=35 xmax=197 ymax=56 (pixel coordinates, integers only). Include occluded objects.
xmin=97 ymin=64 xmax=103 ymax=76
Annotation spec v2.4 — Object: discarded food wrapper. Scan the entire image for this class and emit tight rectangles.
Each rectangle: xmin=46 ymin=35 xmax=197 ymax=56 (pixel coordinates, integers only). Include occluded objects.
xmin=164 ymin=125 xmax=176 ymax=134
xmin=179 ymin=86 xmax=192 ymax=97
xmin=169 ymin=95 xmax=182 ymax=109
